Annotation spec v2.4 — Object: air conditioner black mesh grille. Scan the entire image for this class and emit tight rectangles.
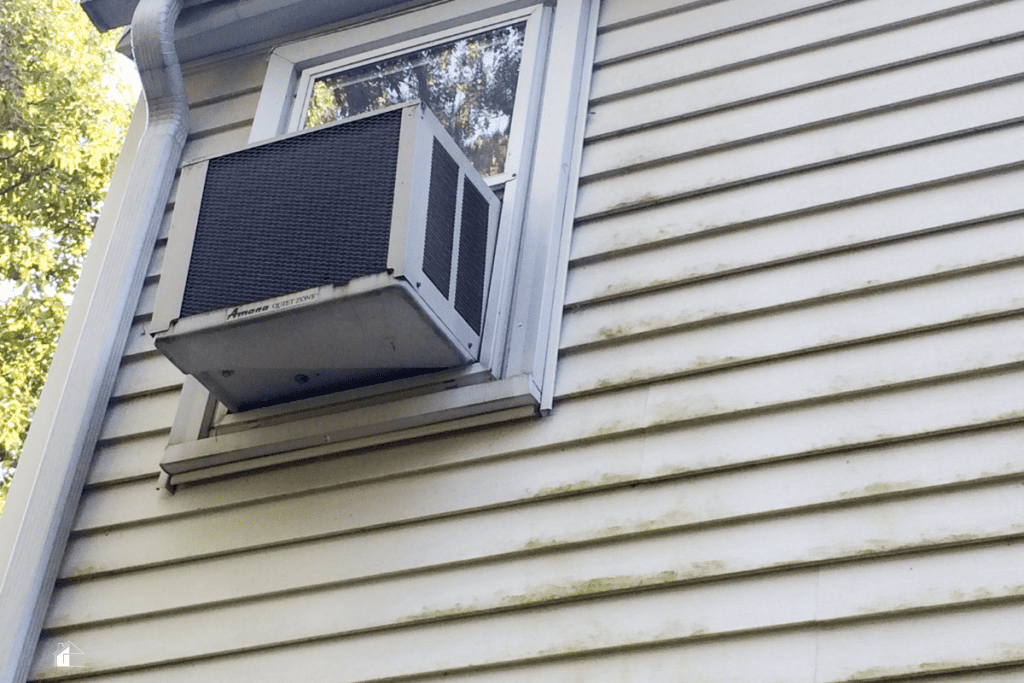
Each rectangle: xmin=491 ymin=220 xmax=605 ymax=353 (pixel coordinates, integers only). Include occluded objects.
xmin=180 ymin=109 xmax=403 ymax=318
xmin=422 ymin=139 xmax=458 ymax=298
xmin=454 ymin=178 xmax=489 ymax=334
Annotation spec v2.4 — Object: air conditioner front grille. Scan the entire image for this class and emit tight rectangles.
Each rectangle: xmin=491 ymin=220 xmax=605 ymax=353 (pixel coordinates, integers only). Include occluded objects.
xmin=180 ymin=109 xmax=403 ymax=318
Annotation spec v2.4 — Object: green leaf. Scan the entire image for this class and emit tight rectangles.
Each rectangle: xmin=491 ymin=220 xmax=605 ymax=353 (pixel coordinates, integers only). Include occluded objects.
xmin=0 ymin=0 xmax=134 ymax=516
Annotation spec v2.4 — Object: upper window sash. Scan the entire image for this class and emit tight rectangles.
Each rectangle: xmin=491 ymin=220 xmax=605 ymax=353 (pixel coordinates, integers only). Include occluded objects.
xmin=285 ymin=6 xmax=543 ymax=188
xmin=250 ymin=2 xmax=547 ymax=148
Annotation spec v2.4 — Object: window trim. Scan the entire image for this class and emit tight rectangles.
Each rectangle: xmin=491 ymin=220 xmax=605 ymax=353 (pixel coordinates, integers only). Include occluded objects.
xmin=160 ymin=0 xmax=598 ymax=484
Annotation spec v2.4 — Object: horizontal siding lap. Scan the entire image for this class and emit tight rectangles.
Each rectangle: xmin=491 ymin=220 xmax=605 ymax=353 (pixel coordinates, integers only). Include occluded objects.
xmin=35 ymin=567 xmax=818 ymax=673
xmin=53 ymin=423 xmax=1024 ymax=626
xmin=559 ymin=312 xmax=1024 ymax=401
xmin=86 ymin=424 xmax=634 ymax=527
xmin=156 ymin=206 xmax=172 ymax=241
xmin=568 ymin=212 xmax=1024 ymax=310
xmin=815 ymin=543 xmax=1024 ymax=621
xmin=132 ymin=649 xmax=1023 ymax=683
xmin=595 ymin=0 xmax=841 ymax=64
xmin=60 ymin=368 xmax=1024 ymax=577
xmin=19 ymin=631 xmax=797 ymax=682
xmin=635 ymin=371 xmax=1024 ymax=479
xmin=29 ymin=634 xmax=1023 ymax=683
xmin=181 ymin=125 xmax=253 ymax=165
xmin=145 ymin=242 xmax=165 ymax=281
xmin=188 ymin=90 xmax=261 ymax=138
xmin=570 ymin=166 xmax=1024 ymax=277
xmin=37 ymin=548 xmax=1024 ymax=675
xmin=98 ymin=389 xmax=181 ymax=443
xmin=560 ymin=270 xmax=1024 ymax=390
xmin=815 ymin=605 xmax=1024 ymax=680
xmin=123 ymin=320 xmax=157 ymax=358
xmin=579 ymin=85 xmax=1024 ymax=218
xmin=592 ymin=0 xmax=978 ymax=100
xmin=572 ymin=131 xmax=1024 ymax=277
xmin=182 ymin=52 xmax=268 ymax=107
xmin=31 ymin=564 xmax=1024 ymax=680
xmin=587 ymin=6 xmax=1023 ymax=138
xmin=111 ymin=353 xmax=183 ymax=400
xmin=134 ymin=279 xmax=158 ymax=319
xmin=576 ymin=120 xmax=1024 ymax=222
xmin=582 ymin=58 xmax=1024 ymax=181
xmin=86 ymin=433 xmax=168 ymax=486
xmin=562 ymin=252 xmax=1024 ymax=351
xmin=596 ymin=0 xmax=721 ymax=30
xmin=70 ymin=437 xmax=642 ymax=534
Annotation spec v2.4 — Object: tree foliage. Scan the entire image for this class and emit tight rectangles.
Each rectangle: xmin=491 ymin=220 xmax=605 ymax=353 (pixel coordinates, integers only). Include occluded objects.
xmin=0 ymin=0 xmax=134 ymax=513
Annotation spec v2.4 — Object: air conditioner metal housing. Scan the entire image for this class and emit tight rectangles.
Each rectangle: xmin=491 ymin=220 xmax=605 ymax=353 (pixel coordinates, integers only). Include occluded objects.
xmin=151 ymin=103 xmax=500 ymax=412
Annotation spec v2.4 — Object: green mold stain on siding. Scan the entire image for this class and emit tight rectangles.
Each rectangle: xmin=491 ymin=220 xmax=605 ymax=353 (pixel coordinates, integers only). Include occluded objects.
xmin=396 ymin=562 xmax=734 ymax=626
xmin=596 ymin=325 xmax=631 ymax=341
xmin=534 ymin=473 xmax=634 ymax=498
xmin=838 ymin=480 xmax=918 ymax=499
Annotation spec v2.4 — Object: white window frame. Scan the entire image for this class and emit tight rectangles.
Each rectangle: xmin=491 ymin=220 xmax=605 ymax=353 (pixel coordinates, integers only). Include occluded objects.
xmin=160 ymin=0 xmax=598 ymax=484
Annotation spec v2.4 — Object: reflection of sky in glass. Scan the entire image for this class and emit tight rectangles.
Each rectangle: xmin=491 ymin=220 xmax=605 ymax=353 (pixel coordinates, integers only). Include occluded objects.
xmin=304 ymin=23 xmax=525 ymax=177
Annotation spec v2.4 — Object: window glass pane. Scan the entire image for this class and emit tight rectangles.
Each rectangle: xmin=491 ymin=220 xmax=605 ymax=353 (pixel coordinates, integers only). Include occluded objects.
xmin=304 ymin=22 xmax=526 ymax=177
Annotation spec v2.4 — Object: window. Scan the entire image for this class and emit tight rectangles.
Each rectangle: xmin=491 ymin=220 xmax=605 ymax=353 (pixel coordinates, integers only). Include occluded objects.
xmin=300 ymin=21 xmax=526 ymax=180
xmin=160 ymin=0 xmax=597 ymax=483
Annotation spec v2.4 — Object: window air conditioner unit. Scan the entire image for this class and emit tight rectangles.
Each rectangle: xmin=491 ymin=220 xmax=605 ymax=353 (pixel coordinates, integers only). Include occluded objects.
xmin=150 ymin=103 xmax=500 ymax=412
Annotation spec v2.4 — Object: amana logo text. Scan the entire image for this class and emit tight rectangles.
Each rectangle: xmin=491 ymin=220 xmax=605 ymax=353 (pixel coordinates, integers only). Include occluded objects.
xmin=227 ymin=304 xmax=270 ymax=320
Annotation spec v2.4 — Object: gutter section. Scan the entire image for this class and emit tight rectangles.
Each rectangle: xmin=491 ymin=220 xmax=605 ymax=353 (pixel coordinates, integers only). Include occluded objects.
xmin=81 ymin=0 xmax=217 ymax=33
xmin=0 ymin=0 xmax=188 ymax=679
xmin=88 ymin=0 xmax=437 ymax=63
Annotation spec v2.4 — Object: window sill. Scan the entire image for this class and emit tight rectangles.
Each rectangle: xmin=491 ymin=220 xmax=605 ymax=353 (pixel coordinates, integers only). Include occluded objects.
xmin=161 ymin=372 xmax=539 ymax=484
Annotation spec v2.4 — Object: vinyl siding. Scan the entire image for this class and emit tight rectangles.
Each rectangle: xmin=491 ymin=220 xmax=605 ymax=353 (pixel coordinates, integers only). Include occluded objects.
xmin=29 ymin=0 xmax=1024 ymax=680
xmin=82 ymin=54 xmax=266 ymax=490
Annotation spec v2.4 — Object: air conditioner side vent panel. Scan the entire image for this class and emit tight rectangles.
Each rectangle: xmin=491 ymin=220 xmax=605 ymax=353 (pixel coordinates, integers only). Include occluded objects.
xmin=422 ymin=137 xmax=459 ymax=298
xmin=455 ymin=177 xmax=490 ymax=334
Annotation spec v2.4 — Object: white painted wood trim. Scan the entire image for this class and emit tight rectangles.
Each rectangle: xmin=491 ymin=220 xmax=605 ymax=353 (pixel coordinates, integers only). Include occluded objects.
xmin=270 ymin=0 xmax=540 ymax=68
xmin=170 ymin=405 xmax=538 ymax=485
xmin=501 ymin=0 xmax=596 ymax=389
xmin=536 ymin=0 xmax=600 ymax=412
xmin=162 ymin=374 xmax=541 ymax=482
xmin=167 ymin=377 xmax=217 ymax=446
xmin=0 ymin=93 xmax=158 ymax=682
xmin=247 ymin=52 xmax=297 ymax=142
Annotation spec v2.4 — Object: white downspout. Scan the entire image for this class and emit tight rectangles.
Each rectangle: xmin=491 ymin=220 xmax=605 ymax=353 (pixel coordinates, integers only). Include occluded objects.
xmin=0 ymin=0 xmax=188 ymax=679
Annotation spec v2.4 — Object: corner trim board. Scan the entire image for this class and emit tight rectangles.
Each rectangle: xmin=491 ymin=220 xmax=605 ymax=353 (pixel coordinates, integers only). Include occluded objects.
xmin=0 ymin=0 xmax=190 ymax=678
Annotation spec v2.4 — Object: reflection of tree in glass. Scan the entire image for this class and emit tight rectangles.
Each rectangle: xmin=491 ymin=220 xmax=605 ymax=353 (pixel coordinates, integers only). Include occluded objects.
xmin=305 ymin=23 xmax=525 ymax=177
